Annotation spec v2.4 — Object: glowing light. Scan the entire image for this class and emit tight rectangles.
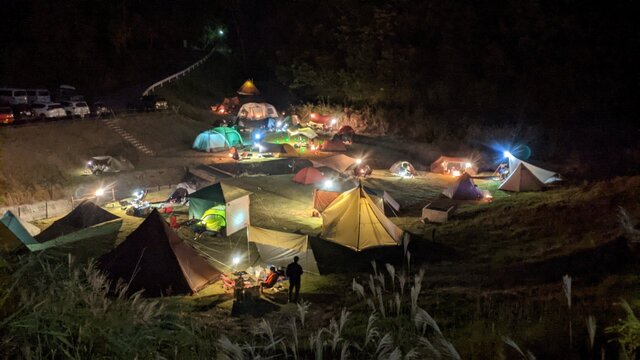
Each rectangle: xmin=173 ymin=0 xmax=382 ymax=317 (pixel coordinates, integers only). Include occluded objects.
xmin=254 ymin=133 xmax=262 ymax=140
xmin=323 ymin=179 xmax=334 ymax=188
xmin=465 ymin=162 xmax=472 ymax=169
xmin=503 ymin=151 xmax=513 ymax=159
xmin=86 ymin=161 xmax=93 ymax=166
xmin=95 ymin=188 xmax=105 ymax=197
xmin=232 ymin=256 xmax=240 ymax=265
xmin=331 ymin=118 xmax=337 ymax=125
xmin=310 ymin=113 xmax=317 ymax=119
xmin=356 ymin=158 xmax=362 ymax=165
xmin=228 ymin=152 xmax=233 ymax=158
xmin=452 ymin=170 xmax=461 ymax=177
xmin=276 ymin=121 xmax=282 ymax=127
xmin=218 ymin=29 xmax=225 ymax=36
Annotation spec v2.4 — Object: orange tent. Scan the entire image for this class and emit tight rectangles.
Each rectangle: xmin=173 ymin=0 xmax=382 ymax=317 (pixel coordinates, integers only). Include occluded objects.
xmin=237 ymin=79 xmax=260 ymax=95
xmin=293 ymin=167 xmax=325 ymax=185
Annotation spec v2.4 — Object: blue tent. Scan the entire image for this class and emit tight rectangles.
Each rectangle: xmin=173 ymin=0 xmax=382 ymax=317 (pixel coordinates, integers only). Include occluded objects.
xmin=193 ymin=130 xmax=228 ymax=152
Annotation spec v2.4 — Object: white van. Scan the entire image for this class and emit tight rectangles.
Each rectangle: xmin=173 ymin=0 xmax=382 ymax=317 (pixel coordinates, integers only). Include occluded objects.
xmin=0 ymin=88 xmax=28 ymax=105
xmin=26 ymin=89 xmax=51 ymax=103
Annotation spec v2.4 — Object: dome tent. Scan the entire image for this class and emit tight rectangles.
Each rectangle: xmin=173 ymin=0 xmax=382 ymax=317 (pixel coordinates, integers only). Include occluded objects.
xmin=212 ymin=127 xmax=244 ymax=147
xmin=389 ymin=161 xmax=417 ymax=177
xmin=292 ymin=167 xmax=325 ymax=185
xmin=192 ymin=130 xmax=228 ymax=152
xmin=442 ymin=173 xmax=483 ymax=200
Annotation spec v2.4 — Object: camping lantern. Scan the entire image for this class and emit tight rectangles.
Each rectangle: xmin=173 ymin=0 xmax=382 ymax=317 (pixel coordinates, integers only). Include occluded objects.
xmin=465 ymin=162 xmax=472 ymax=169
xmin=452 ymin=170 xmax=461 ymax=177
xmin=95 ymin=188 xmax=105 ymax=197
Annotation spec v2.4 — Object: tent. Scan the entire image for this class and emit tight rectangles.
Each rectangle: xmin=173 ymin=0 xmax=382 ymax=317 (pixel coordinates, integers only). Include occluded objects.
xmin=237 ymin=79 xmax=260 ymax=96
xmin=293 ymin=167 xmax=325 ymax=185
xmin=87 ymin=156 xmax=134 ymax=174
xmin=321 ymin=186 xmax=404 ymax=251
xmin=1 ymin=211 xmax=40 ymax=253
xmin=193 ymin=130 xmax=228 ymax=152
xmin=389 ymin=161 xmax=417 ymax=177
xmin=337 ymin=125 xmax=355 ymax=136
xmin=311 ymin=154 xmax=357 ymax=173
xmin=167 ymin=182 xmax=196 ymax=203
xmin=97 ymin=210 xmax=221 ymax=297
xmin=260 ymin=143 xmax=298 ymax=157
xmin=212 ymin=127 xmax=244 ymax=147
xmin=322 ymin=138 xmax=347 ymax=152
xmin=442 ymin=173 xmax=483 ymax=200
xmin=287 ymin=127 xmax=318 ymax=139
xmin=33 ymin=201 xmax=122 ymax=250
xmin=188 ymin=183 xmax=251 ymax=236
xmin=313 ymin=186 xmax=400 ymax=214
xmin=506 ymin=157 xmax=559 ymax=185
xmin=430 ymin=156 xmax=477 ymax=176
xmin=238 ymin=102 xmax=278 ymax=121
xmin=248 ymin=226 xmax=319 ymax=274
xmin=498 ymin=161 xmax=553 ymax=192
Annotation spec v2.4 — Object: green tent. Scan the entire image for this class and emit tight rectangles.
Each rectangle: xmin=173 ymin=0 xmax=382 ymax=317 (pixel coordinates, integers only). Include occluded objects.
xmin=188 ymin=183 xmax=251 ymax=236
xmin=212 ymin=127 xmax=244 ymax=147
xmin=202 ymin=207 xmax=226 ymax=231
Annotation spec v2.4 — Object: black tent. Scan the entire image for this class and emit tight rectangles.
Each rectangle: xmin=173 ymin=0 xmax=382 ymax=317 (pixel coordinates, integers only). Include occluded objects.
xmin=36 ymin=201 xmax=120 ymax=242
xmin=97 ymin=209 xmax=221 ymax=297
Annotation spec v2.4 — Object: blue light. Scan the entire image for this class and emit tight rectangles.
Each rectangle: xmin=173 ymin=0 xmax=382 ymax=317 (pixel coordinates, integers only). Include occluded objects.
xmin=503 ymin=150 xmax=512 ymax=159
xmin=254 ymin=133 xmax=261 ymax=140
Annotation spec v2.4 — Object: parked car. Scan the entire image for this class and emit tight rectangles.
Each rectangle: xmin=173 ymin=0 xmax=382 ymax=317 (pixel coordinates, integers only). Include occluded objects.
xmin=0 ymin=107 xmax=15 ymax=124
xmin=26 ymin=89 xmax=51 ymax=103
xmin=127 ymin=95 xmax=168 ymax=112
xmin=60 ymin=100 xmax=90 ymax=118
xmin=31 ymin=102 xmax=66 ymax=119
xmin=90 ymin=102 xmax=111 ymax=117
xmin=11 ymin=104 xmax=35 ymax=122
xmin=0 ymin=88 xmax=28 ymax=105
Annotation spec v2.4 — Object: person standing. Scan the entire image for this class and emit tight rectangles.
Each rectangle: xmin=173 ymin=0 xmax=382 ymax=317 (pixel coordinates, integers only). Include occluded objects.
xmin=286 ymin=256 xmax=303 ymax=303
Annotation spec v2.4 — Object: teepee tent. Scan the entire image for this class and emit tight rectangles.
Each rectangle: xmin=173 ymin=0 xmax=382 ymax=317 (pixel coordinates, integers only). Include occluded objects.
xmin=98 ymin=210 xmax=221 ymax=296
xmin=293 ymin=167 xmax=325 ymax=185
xmin=321 ymin=186 xmax=404 ymax=251
xmin=237 ymin=79 xmax=260 ymax=95
xmin=33 ymin=201 xmax=122 ymax=250
xmin=506 ymin=157 xmax=559 ymax=185
xmin=442 ymin=173 xmax=483 ymax=200
xmin=192 ymin=130 xmax=228 ymax=152
xmin=189 ymin=183 xmax=251 ymax=236
xmin=248 ymin=226 xmax=319 ymax=274
xmin=499 ymin=162 xmax=546 ymax=192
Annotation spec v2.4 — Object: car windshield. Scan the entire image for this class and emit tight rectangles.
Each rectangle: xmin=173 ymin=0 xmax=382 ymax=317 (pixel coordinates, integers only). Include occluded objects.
xmin=14 ymin=91 xmax=27 ymax=96
xmin=49 ymin=105 xmax=63 ymax=109
xmin=38 ymin=90 xmax=50 ymax=96
xmin=27 ymin=90 xmax=36 ymax=95
xmin=77 ymin=102 xmax=88 ymax=107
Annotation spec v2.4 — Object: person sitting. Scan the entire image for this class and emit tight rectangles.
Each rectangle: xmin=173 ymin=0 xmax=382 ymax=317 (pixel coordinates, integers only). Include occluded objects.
xmin=260 ymin=266 xmax=279 ymax=292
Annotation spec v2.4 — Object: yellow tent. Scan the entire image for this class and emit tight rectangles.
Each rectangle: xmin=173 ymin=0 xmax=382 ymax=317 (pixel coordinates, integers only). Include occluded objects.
xmin=247 ymin=226 xmax=319 ymax=274
xmin=237 ymin=79 xmax=260 ymax=95
xmin=321 ymin=186 xmax=403 ymax=251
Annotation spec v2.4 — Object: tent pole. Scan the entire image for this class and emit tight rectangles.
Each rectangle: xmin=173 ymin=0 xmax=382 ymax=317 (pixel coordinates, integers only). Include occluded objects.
xmin=247 ymin=228 xmax=250 ymax=265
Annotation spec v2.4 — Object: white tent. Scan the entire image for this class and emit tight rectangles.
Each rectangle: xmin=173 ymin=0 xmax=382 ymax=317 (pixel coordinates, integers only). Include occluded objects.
xmin=507 ymin=157 xmax=558 ymax=184
xmin=499 ymin=162 xmax=548 ymax=192
xmin=321 ymin=186 xmax=403 ymax=251
xmin=237 ymin=102 xmax=278 ymax=121
xmin=310 ymin=154 xmax=357 ymax=173
xmin=248 ymin=226 xmax=319 ymax=274
xmin=287 ymin=127 xmax=318 ymax=139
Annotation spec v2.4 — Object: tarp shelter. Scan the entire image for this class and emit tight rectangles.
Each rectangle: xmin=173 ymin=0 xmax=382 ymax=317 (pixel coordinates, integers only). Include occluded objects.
xmin=442 ymin=173 xmax=483 ymax=200
xmin=248 ymin=226 xmax=319 ymax=274
xmin=193 ymin=130 xmax=228 ymax=152
xmin=87 ymin=156 xmax=134 ymax=173
xmin=238 ymin=102 xmax=278 ymax=121
xmin=389 ymin=161 xmax=417 ymax=177
xmin=2 ymin=210 xmax=40 ymax=236
xmin=33 ymin=201 xmax=122 ymax=250
xmin=321 ymin=186 xmax=404 ymax=251
xmin=506 ymin=157 xmax=559 ymax=185
xmin=98 ymin=210 xmax=221 ymax=296
xmin=212 ymin=127 xmax=244 ymax=147
xmin=293 ymin=167 xmax=325 ymax=185
xmin=322 ymin=138 xmax=347 ymax=152
xmin=430 ymin=156 xmax=477 ymax=176
xmin=237 ymin=79 xmax=260 ymax=96
xmin=311 ymin=154 xmax=357 ymax=173
xmin=260 ymin=143 xmax=298 ymax=157
xmin=498 ymin=161 xmax=558 ymax=192
xmin=287 ymin=127 xmax=318 ymax=139
xmin=188 ymin=183 xmax=251 ymax=236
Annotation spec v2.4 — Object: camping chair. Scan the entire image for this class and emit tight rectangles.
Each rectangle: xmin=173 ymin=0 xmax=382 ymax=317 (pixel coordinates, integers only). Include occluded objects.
xmin=221 ymin=274 xmax=236 ymax=292
xmin=169 ymin=215 xmax=179 ymax=229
